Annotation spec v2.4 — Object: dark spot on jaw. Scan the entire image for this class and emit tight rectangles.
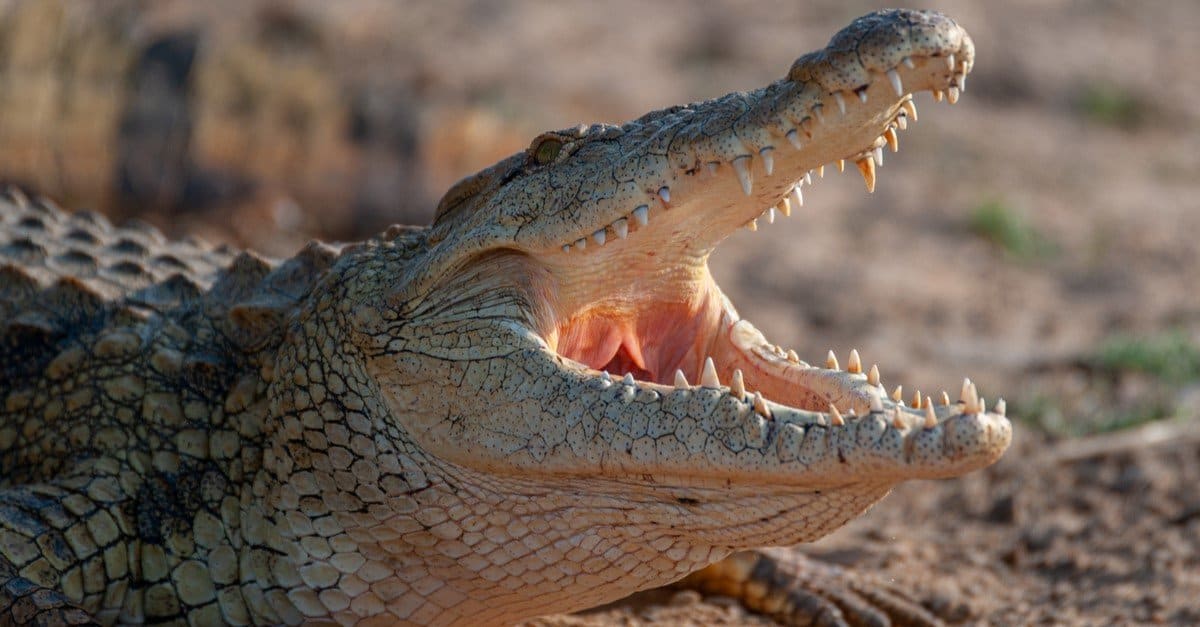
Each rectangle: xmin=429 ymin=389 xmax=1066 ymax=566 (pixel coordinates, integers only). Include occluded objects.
xmin=677 ymin=497 xmax=700 ymax=505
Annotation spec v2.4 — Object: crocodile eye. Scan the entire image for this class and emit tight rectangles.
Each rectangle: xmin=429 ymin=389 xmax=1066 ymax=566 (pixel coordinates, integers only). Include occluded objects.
xmin=533 ymin=138 xmax=563 ymax=164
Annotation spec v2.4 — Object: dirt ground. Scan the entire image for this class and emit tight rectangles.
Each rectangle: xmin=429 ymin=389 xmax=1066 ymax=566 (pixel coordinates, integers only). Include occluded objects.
xmin=3 ymin=1 xmax=1199 ymax=624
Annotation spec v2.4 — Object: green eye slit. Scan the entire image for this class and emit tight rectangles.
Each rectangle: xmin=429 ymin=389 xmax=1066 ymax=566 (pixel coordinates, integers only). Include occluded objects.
xmin=534 ymin=139 xmax=562 ymax=164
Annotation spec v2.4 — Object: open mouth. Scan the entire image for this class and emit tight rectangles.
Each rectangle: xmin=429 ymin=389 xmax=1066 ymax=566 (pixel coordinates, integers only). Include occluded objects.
xmin=538 ymin=41 xmax=1000 ymax=436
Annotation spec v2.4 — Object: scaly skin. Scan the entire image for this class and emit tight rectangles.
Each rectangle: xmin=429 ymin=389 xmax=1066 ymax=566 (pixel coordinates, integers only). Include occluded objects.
xmin=0 ymin=10 xmax=1009 ymax=626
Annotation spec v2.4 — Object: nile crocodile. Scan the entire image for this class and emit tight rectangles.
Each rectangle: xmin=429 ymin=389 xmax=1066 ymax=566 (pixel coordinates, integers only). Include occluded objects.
xmin=0 ymin=9 xmax=1010 ymax=626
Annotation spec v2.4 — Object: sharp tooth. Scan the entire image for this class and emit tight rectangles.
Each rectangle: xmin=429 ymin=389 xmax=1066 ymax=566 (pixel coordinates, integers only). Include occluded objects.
xmin=873 ymin=146 xmax=884 ymax=167
xmin=947 ymin=86 xmax=960 ymax=104
xmin=902 ymin=56 xmax=915 ymax=69
xmin=632 ymin=205 xmax=649 ymax=226
xmin=786 ymin=129 xmax=803 ymax=150
xmin=892 ymin=408 xmax=906 ymax=429
xmin=759 ymin=147 xmax=774 ymax=176
xmin=946 ymin=53 xmax=956 ymax=72
xmin=745 ymin=218 xmax=758 ymax=232
xmin=701 ymin=357 xmax=720 ymax=388
xmin=658 ymin=186 xmax=671 ymax=204
xmin=996 ymin=398 xmax=1007 ymax=416
xmin=601 ymin=371 xmax=612 ymax=382
xmin=923 ymin=395 xmax=933 ymax=409
xmin=847 ymin=349 xmax=862 ymax=374
xmin=869 ymin=389 xmax=884 ymax=413
xmin=891 ymin=385 xmax=903 ymax=402
xmin=786 ymin=349 xmax=800 ymax=364
xmin=812 ymin=104 xmax=825 ymax=124
xmin=965 ymin=383 xmax=980 ymax=413
xmin=731 ymin=156 xmax=753 ymax=195
xmin=752 ymin=392 xmax=770 ymax=418
xmin=817 ymin=165 xmax=825 ymax=178
xmin=924 ymin=404 xmax=937 ymax=428
xmin=804 ymin=171 xmax=813 ymax=185
xmin=886 ymin=68 xmax=904 ymax=96
xmin=902 ymin=99 xmax=918 ymax=122
xmin=833 ymin=91 xmax=847 ymax=115
xmin=897 ymin=114 xmax=908 ymax=131
xmin=825 ymin=350 xmax=840 ymax=370
xmin=960 ymin=378 xmax=972 ymax=403
xmin=979 ymin=396 xmax=987 ymax=415
xmin=829 ymin=403 xmax=845 ymax=426
xmin=838 ymin=159 xmax=846 ymax=172
xmin=706 ymin=162 xmax=720 ymax=176
xmin=575 ymin=238 xmax=587 ymax=251
xmin=612 ymin=218 xmax=629 ymax=239
xmin=885 ymin=128 xmax=899 ymax=152
xmin=562 ymin=244 xmax=571 ymax=253
xmin=957 ymin=74 xmax=967 ymax=92
xmin=730 ymin=369 xmax=745 ymax=399
xmin=855 ymin=158 xmax=876 ymax=193
xmin=867 ymin=364 xmax=880 ymax=386
xmin=857 ymin=88 xmax=868 ymax=103
xmin=789 ymin=185 xmax=804 ymax=209
xmin=674 ymin=369 xmax=689 ymax=388
xmin=779 ymin=197 xmax=792 ymax=217
xmin=766 ymin=207 xmax=776 ymax=224
xmin=592 ymin=229 xmax=607 ymax=246
xmin=933 ymin=90 xmax=944 ymax=102
xmin=911 ymin=389 xmax=922 ymax=409
xmin=940 ymin=390 xmax=951 ymax=406
xmin=623 ymin=373 xmax=635 ymax=385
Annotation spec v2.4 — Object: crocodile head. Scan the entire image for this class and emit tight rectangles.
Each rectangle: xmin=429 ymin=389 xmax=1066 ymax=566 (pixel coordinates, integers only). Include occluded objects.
xmin=297 ymin=9 xmax=1010 ymax=622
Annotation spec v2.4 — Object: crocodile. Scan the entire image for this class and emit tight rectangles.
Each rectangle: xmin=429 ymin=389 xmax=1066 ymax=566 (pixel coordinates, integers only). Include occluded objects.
xmin=0 ymin=9 xmax=1010 ymax=626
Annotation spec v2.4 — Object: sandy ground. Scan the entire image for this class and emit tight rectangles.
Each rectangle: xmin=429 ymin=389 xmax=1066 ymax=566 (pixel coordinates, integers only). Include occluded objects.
xmin=3 ymin=1 xmax=1199 ymax=624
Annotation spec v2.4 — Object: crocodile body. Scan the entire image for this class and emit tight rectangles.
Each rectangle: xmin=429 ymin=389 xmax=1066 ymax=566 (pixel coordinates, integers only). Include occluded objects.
xmin=0 ymin=10 xmax=1010 ymax=626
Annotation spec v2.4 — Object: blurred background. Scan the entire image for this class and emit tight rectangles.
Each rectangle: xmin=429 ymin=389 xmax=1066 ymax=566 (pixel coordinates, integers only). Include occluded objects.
xmin=3 ymin=1 xmax=1199 ymax=622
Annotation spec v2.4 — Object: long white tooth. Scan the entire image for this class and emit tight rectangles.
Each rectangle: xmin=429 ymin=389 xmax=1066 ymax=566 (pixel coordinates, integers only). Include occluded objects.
xmin=838 ymin=159 xmax=846 ymax=172
xmin=903 ymin=56 xmax=915 ymax=69
xmin=867 ymin=364 xmax=880 ymax=386
xmin=658 ymin=186 xmax=671 ymax=204
xmin=902 ymin=99 xmax=918 ymax=122
xmin=752 ymin=392 xmax=770 ymax=418
xmin=622 ymin=373 xmax=635 ymax=385
xmin=575 ymin=238 xmax=587 ymax=251
xmin=960 ymin=378 xmax=972 ymax=403
xmin=730 ymin=369 xmax=745 ymax=399
xmin=965 ymin=383 xmax=980 ymax=413
xmin=825 ymin=350 xmax=839 ymax=370
xmin=674 ymin=369 xmax=689 ymax=388
xmin=891 ymin=385 xmax=903 ymax=402
xmin=996 ymin=398 xmax=1007 ymax=416
xmin=562 ymin=244 xmax=571 ymax=253
xmin=869 ymin=389 xmax=884 ymax=413
xmin=924 ymin=403 xmax=937 ymax=428
xmin=804 ymin=171 xmax=813 ymax=185
xmin=632 ymin=205 xmax=649 ymax=226
xmin=885 ymin=127 xmax=899 ymax=152
xmin=911 ymin=389 xmax=922 ymax=409
xmin=612 ymin=218 xmax=629 ymax=239
xmin=778 ymin=196 xmax=792 ymax=217
xmin=886 ymin=69 xmax=904 ymax=97
xmin=786 ymin=129 xmax=803 ymax=150
xmin=979 ymin=397 xmax=987 ymax=415
xmin=706 ymin=162 xmax=720 ymax=175
xmin=812 ymin=104 xmax=825 ymax=124
xmin=947 ymin=86 xmax=960 ymax=104
xmin=789 ymin=185 xmax=804 ymax=208
xmin=857 ymin=88 xmax=868 ymax=103
xmin=829 ymin=403 xmax=845 ymax=426
xmin=897 ymin=114 xmax=908 ymax=131
xmin=759 ymin=147 xmax=775 ymax=176
xmin=873 ymin=146 xmax=884 ymax=167
xmin=833 ymin=91 xmax=846 ymax=115
xmin=847 ymin=349 xmax=862 ymax=374
xmin=731 ymin=156 xmax=753 ymax=195
xmin=940 ymin=390 xmax=951 ymax=406
xmin=766 ymin=207 xmax=776 ymax=224
xmin=956 ymin=73 xmax=967 ymax=92
xmin=817 ymin=165 xmax=825 ymax=178
xmin=856 ymin=157 xmax=876 ymax=193
xmin=701 ymin=357 xmax=720 ymax=388
xmin=592 ymin=229 xmax=607 ymax=246
xmin=946 ymin=53 xmax=955 ymax=72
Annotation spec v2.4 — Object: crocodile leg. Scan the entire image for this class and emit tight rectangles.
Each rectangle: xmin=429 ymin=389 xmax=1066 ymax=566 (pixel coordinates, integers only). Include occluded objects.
xmin=679 ymin=549 xmax=944 ymax=627
xmin=0 ymin=459 xmax=144 ymax=626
